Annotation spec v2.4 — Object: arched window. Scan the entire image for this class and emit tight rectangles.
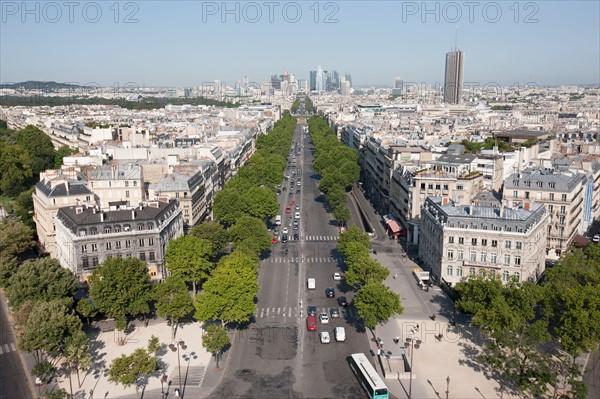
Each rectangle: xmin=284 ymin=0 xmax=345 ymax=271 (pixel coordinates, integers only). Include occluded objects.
xmin=514 ymin=272 xmax=520 ymax=282
xmin=502 ymin=271 xmax=509 ymax=282
xmin=469 ymin=267 xmax=476 ymax=276
xmin=446 ymin=265 xmax=453 ymax=276
xmin=456 ymin=266 xmax=463 ymax=277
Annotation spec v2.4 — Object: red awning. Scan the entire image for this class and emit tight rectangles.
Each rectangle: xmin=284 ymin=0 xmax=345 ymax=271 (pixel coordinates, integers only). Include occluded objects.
xmin=387 ymin=220 xmax=401 ymax=234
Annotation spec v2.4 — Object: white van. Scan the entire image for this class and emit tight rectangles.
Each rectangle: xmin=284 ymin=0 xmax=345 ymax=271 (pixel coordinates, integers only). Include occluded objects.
xmin=275 ymin=215 xmax=282 ymax=225
xmin=307 ymin=278 xmax=316 ymax=289
xmin=334 ymin=326 xmax=346 ymax=342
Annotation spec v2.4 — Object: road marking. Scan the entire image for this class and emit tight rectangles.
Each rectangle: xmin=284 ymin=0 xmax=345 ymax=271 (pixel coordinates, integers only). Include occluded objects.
xmin=10 ymin=343 xmax=16 ymax=351
xmin=277 ymin=307 xmax=281 ymax=315
xmin=3 ymin=344 xmax=8 ymax=353
xmin=288 ymin=308 xmax=292 ymax=317
xmin=265 ymin=308 xmax=270 ymax=316
xmin=0 ymin=346 xmax=3 ymax=354
xmin=272 ymin=308 xmax=275 ymax=316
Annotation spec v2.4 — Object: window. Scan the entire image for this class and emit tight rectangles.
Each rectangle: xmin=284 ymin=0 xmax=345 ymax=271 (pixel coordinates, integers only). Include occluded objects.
xmin=106 ymin=242 xmax=112 ymax=250
xmin=513 ymin=191 xmax=518 ymax=198
xmin=125 ymin=240 xmax=131 ymax=249
xmin=562 ymin=194 xmax=567 ymax=201
xmin=81 ymin=245 xmax=88 ymax=253
xmin=457 ymin=250 xmax=463 ymax=260
xmin=470 ymin=252 xmax=476 ymax=262
xmin=469 ymin=267 xmax=476 ymax=276
xmin=435 ymin=184 xmax=441 ymax=190
xmin=481 ymin=239 xmax=487 ymax=246
xmin=447 ymin=250 xmax=454 ymax=259
xmin=525 ymin=191 xmax=530 ymax=199
xmin=447 ymin=265 xmax=453 ymax=276
xmin=448 ymin=236 xmax=454 ymax=244
xmin=549 ymin=182 xmax=555 ymax=189
xmin=457 ymin=185 xmax=464 ymax=190
xmin=138 ymin=224 xmax=144 ymax=231
xmin=92 ymin=257 xmax=99 ymax=267
xmin=537 ymin=181 xmax=542 ymax=187
xmin=104 ymin=227 xmax=111 ymax=234
xmin=514 ymin=272 xmax=520 ymax=281
xmin=491 ymin=253 xmax=497 ymax=264
xmin=428 ymin=184 xmax=433 ymax=189
xmin=471 ymin=238 xmax=477 ymax=246
xmin=421 ymin=183 xmax=425 ymax=190
xmin=458 ymin=237 xmax=464 ymax=245
xmin=515 ymin=256 xmax=521 ymax=266
xmin=516 ymin=242 xmax=522 ymax=250
xmin=149 ymin=252 xmax=156 ymax=261
xmin=480 ymin=253 xmax=487 ymax=263
xmin=82 ymin=258 xmax=89 ymax=269
xmin=139 ymin=239 xmax=144 ymax=247
xmin=443 ymin=184 xmax=449 ymax=190
xmin=550 ymin=193 xmax=555 ymax=201
xmin=124 ymin=224 xmax=131 ymax=231
xmin=148 ymin=223 xmax=154 ymax=230
xmin=456 ymin=266 xmax=463 ymax=277
xmin=491 ymin=240 xmax=498 ymax=248
xmin=559 ymin=216 xmax=565 ymax=224
xmin=502 ymin=271 xmax=509 ymax=282
xmin=125 ymin=181 xmax=129 ymax=187
xmin=148 ymin=238 xmax=154 ymax=246
xmin=91 ymin=243 xmax=98 ymax=252
xmin=505 ymin=240 xmax=511 ymax=249
xmin=115 ymin=241 xmax=121 ymax=249
xmin=139 ymin=252 xmax=146 ymax=261
xmin=90 ymin=227 xmax=98 ymax=235
xmin=126 ymin=190 xmax=130 ymax=198
xmin=114 ymin=225 xmax=121 ymax=233
xmin=525 ymin=181 xmax=531 ymax=187
xmin=504 ymin=255 xmax=511 ymax=265
xmin=79 ymin=229 xmax=87 ymax=237
xmin=560 ymin=205 xmax=566 ymax=213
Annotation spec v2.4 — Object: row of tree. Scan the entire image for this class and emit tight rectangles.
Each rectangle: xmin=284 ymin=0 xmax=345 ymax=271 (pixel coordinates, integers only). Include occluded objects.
xmin=337 ymin=226 xmax=404 ymax=329
xmin=304 ymin=97 xmax=314 ymax=114
xmin=307 ymin=116 xmax=359 ymax=225
xmin=454 ymin=243 xmax=600 ymax=398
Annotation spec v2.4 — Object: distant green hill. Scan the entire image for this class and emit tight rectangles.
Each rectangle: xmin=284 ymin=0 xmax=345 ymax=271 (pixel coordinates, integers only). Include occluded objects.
xmin=0 ymin=81 xmax=83 ymax=90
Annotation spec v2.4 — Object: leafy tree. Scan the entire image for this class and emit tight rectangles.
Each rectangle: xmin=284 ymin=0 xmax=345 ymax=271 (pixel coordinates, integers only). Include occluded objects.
xmin=229 ymin=215 xmax=271 ymax=255
xmin=54 ymin=145 xmax=78 ymax=168
xmin=6 ymin=258 xmax=78 ymax=309
xmin=165 ymin=235 xmax=215 ymax=296
xmin=0 ymin=119 xmax=7 ymax=129
xmin=217 ymin=250 xmax=259 ymax=275
xmin=190 ymin=221 xmax=230 ymax=259
xmin=18 ymin=298 xmax=84 ymax=365
xmin=14 ymin=187 xmax=36 ymax=229
xmin=340 ymin=241 xmax=370 ymax=266
xmin=15 ymin=125 xmax=56 ymax=177
xmin=0 ymin=143 xmax=33 ymax=196
xmin=338 ymin=225 xmax=371 ymax=255
xmin=153 ymin=276 xmax=194 ymax=338
xmin=345 ymin=255 xmax=389 ymax=287
xmin=75 ymin=298 xmax=98 ymax=325
xmin=354 ymin=283 xmax=404 ymax=329
xmin=31 ymin=359 xmax=58 ymax=386
xmin=88 ymin=257 xmax=152 ymax=332
xmin=213 ymin=188 xmax=247 ymax=226
xmin=202 ymin=325 xmax=230 ymax=369
xmin=108 ymin=348 xmax=157 ymax=398
xmin=333 ymin=205 xmax=351 ymax=226
xmin=244 ymin=186 xmax=279 ymax=220
xmin=63 ymin=331 xmax=91 ymax=395
xmin=194 ymin=260 xmax=258 ymax=326
xmin=0 ymin=217 xmax=35 ymax=261
xmin=0 ymin=256 xmax=18 ymax=287
xmin=147 ymin=335 xmax=161 ymax=356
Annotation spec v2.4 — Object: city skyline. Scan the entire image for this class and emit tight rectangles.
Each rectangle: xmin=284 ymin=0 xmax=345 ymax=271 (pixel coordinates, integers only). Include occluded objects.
xmin=1 ymin=1 xmax=598 ymax=87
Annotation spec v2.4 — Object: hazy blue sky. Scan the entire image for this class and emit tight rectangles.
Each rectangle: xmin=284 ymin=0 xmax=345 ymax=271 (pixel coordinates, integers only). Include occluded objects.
xmin=1 ymin=1 xmax=598 ymax=87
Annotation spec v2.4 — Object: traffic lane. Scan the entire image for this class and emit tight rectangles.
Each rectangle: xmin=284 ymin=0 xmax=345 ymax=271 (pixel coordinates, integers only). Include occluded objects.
xmin=257 ymin=249 xmax=299 ymax=316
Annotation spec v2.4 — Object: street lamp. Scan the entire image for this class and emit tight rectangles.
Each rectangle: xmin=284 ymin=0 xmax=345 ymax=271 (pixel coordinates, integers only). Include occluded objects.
xmin=160 ymin=373 xmax=167 ymax=399
xmin=169 ymin=340 xmax=187 ymax=395
xmin=404 ymin=337 xmax=422 ymax=399
xmin=446 ymin=376 xmax=450 ymax=399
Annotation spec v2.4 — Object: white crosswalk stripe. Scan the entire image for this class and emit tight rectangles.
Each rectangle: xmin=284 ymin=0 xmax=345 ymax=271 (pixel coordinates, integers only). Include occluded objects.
xmin=270 ymin=257 xmax=337 ymax=263
xmin=254 ymin=306 xmax=355 ymax=319
xmin=304 ymin=235 xmax=339 ymax=241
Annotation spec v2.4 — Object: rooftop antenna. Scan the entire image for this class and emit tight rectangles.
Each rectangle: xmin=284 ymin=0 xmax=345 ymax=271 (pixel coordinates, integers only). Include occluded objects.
xmin=454 ymin=25 xmax=459 ymax=51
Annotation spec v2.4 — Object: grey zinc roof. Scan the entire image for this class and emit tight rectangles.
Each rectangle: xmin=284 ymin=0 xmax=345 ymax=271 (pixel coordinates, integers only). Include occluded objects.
xmin=86 ymin=162 xmax=141 ymax=180
xmin=504 ymin=167 xmax=585 ymax=192
xmin=36 ymin=180 xmax=92 ymax=197
xmin=434 ymin=153 xmax=476 ymax=164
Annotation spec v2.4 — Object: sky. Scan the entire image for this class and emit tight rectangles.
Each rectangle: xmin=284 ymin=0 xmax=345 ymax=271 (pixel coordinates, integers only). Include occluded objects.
xmin=1 ymin=1 xmax=599 ymax=87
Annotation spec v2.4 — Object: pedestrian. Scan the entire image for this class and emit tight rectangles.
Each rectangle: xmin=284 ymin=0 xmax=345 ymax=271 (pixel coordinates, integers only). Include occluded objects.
xmin=393 ymin=274 xmax=396 ymax=279
xmin=174 ymin=388 xmax=180 ymax=397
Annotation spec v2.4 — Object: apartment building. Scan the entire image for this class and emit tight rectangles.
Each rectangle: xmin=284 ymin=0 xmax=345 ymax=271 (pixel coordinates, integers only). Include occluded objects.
xmin=54 ymin=200 xmax=183 ymax=281
xmin=85 ymin=161 xmax=145 ymax=209
xmin=32 ymin=167 xmax=95 ymax=258
xmin=503 ymin=167 xmax=586 ymax=259
xmin=419 ymin=197 xmax=548 ymax=286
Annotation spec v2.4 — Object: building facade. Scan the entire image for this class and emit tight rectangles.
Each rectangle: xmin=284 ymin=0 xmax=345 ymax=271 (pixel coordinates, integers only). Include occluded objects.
xmin=54 ymin=200 xmax=183 ymax=281
xmin=419 ymin=197 xmax=548 ymax=287
xmin=444 ymin=50 xmax=464 ymax=104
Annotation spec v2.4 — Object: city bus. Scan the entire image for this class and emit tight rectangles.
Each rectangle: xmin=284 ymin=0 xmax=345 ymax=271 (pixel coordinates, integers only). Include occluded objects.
xmin=349 ymin=353 xmax=389 ymax=399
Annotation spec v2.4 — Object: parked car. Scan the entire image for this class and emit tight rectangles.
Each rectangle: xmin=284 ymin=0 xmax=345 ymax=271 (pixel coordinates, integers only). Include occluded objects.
xmin=330 ymin=307 xmax=340 ymax=318
xmin=319 ymin=313 xmax=329 ymax=324
xmin=333 ymin=272 xmax=342 ymax=280
xmin=319 ymin=331 xmax=331 ymax=344
xmin=326 ymin=287 xmax=335 ymax=298
xmin=337 ymin=296 xmax=348 ymax=307
xmin=307 ymin=306 xmax=317 ymax=316
xmin=593 ymin=235 xmax=600 ymax=243
xmin=293 ymin=233 xmax=299 ymax=241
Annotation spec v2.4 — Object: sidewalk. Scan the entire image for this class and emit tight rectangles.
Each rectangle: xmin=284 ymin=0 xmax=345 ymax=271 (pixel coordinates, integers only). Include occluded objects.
xmin=43 ymin=318 xmax=225 ymax=399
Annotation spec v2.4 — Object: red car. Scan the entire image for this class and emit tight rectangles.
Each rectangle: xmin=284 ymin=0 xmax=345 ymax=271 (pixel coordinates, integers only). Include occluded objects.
xmin=285 ymin=206 xmax=291 ymax=213
xmin=290 ymin=201 xmax=296 ymax=205
xmin=271 ymin=237 xmax=279 ymax=244
xmin=307 ymin=315 xmax=317 ymax=331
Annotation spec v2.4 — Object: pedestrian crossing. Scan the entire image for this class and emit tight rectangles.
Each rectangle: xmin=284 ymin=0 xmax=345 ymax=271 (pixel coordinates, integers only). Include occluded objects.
xmin=269 ymin=257 xmax=337 ymax=264
xmin=256 ymin=306 xmax=358 ymax=319
xmin=303 ymin=235 xmax=339 ymax=242
xmin=0 ymin=342 xmax=17 ymax=355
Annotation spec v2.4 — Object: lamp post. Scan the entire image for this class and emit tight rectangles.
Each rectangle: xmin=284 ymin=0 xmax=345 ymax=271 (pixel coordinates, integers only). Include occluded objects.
xmin=446 ymin=376 xmax=450 ymax=399
xmin=404 ymin=337 xmax=422 ymax=399
xmin=160 ymin=373 xmax=167 ymax=399
xmin=169 ymin=340 xmax=187 ymax=396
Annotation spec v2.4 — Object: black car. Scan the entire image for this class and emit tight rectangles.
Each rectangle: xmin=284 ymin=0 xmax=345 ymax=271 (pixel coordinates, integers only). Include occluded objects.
xmin=288 ymin=192 xmax=293 ymax=197
xmin=293 ymin=233 xmax=299 ymax=240
xmin=307 ymin=306 xmax=317 ymax=316
xmin=296 ymin=189 xmax=301 ymax=194
xmin=326 ymin=287 xmax=335 ymax=298
xmin=337 ymin=296 xmax=348 ymax=306
xmin=330 ymin=307 xmax=340 ymax=318
xmin=282 ymin=235 xmax=288 ymax=243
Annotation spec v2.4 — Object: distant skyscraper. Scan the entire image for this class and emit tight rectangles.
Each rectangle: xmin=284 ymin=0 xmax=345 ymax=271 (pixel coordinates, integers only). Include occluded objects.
xmin=344 ymin=74 xmax=352 ymax=88
xmin=393 ymin=77 xmax=403 ymax=90
xmin=444 ymin=50 xmax=464 ymax=104
xmin=309 ymin=71 xmax=317 ymax=91
xmin=316 ymin=65 xmax=324 ymax=92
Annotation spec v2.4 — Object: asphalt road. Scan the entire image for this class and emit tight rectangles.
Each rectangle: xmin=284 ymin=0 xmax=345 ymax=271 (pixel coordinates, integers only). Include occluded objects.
xmin=212 ymin=114 xmax=369 ymax=398
xmin=0 ymin=292 xmax=35 ymax=399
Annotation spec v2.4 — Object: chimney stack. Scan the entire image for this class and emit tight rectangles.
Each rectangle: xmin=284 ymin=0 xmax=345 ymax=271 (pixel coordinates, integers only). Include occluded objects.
xmin=132 ymin=210 xmax=136 ymax=220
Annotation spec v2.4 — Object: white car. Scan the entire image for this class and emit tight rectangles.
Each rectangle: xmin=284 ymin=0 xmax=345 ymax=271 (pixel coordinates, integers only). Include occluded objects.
xmin=319 ymin=313 xmax=329 ymax=324
xmin=295 ymin=205 xmax=300 ymax=210
xmin=295 ymin=212 xmax=300 ymax=219
xmin=282 ymin=227 xmax=289 ymax=234
xmin=333 ymin=272 xmax=342 ymax=281
xmin=320 ymin=331 xmax=331 ymax=344
xmin=593 ymin=235 xmax=600 ymax=243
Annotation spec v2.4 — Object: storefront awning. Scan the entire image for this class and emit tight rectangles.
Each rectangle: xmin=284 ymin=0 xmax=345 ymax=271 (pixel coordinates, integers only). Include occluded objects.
xmin=387 ymin=220 xmax=401 ymax=234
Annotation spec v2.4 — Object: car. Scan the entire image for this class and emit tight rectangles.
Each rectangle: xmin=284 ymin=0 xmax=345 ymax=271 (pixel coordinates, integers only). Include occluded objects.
xmin=282 ymin=235 xmax=288 ymax=243
xmin=337 ymin=296 xmax=348 ymax=307
xmin=273 ymin=227 xmax=279 ymax=235
xmin=282 ymin=227 xmax=289 ymax=234
xmin=277 ymin=190 xmax=280 ymax=196
xmin=271 ymin=237 xmax=279 ymax=244
xmin=293 ymin=221 xmax=299 ymax=230
xmin=319 ymin=313 xmax=329 ymax=324
xmin=295 ymin=212 xmax=300 ymax=219
xmin=594 ymin=235 xmax=600 ymax=243
xmin=307 ymin=316 xmax=317 ymax=331
xmin=293 ymin=233 xmax=299 ymax=240
xmin=333 ymin=272 xmax=342 ymax=280
xmin=290 ymin=200 xmax=295 ymax=205
xmin=330 ymin=307 xmax=340 ymax=318
xmin=326 ymin=287 xmax=335 ymax=298
xmin=295 ymin=205 xmax=300 ymax=210
xmin=319 ymin=331 xmax=331 ymax=344
xmin=282 ymin=187 xmax=287 ymax=191
xmin=297 ymin=182 xmax=301 ymax=186
xmin=285 ymin=206 xmax=291 ymax=213
xmin=289 ymin=192 xmax=293 ymax=197
xmin=296 ymin=189 xmax=301 ymax=194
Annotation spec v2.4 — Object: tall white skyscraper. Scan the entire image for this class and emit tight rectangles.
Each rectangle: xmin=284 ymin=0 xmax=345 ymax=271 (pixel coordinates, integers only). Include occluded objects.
xmin=316 ymin=65 xmax=324 ymax=93
xmin=444 ymin=50 xmax=464 ymax=104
